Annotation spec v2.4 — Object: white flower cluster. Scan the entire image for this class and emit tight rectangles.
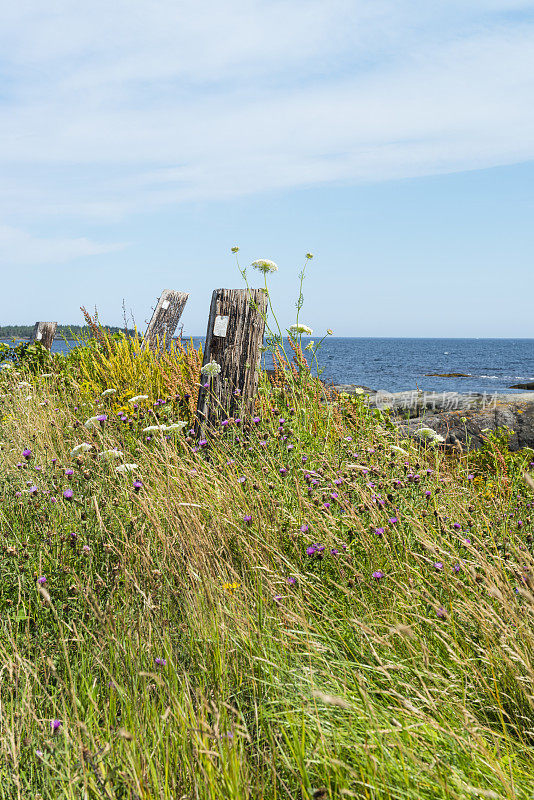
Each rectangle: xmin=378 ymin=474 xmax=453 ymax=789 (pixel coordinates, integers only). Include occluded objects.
xmin=128 ymin=395 xmax=149 ymax=403
xmin=71 ymin=443 xmax=93 ymax=456
xmin=116 ymin=463 xmax=138 ymax=473
xmin=251 ymin=259 xmax=278 ymax=274
xmin=201 ymin=362 xmax=222 ymax=377
xmin=142 ymin=421 xmax=187 ymax=433
xmin=414 ymin=427 xmax=445 ymax=445
xmin=289 ymin=324 xmax=313 ymax=336
xmin=98 ymin=449 xmax=123 ymax=459
xmin=101 ymin=388 xmax=117 ymax=397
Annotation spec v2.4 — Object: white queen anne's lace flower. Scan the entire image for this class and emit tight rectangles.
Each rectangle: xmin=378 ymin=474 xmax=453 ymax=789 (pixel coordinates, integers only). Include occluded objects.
xmin=101 ymin=388 xmax=117 ymax=396
xmin=165 ymin=422 xmax=187 ymax=431
xmin=128 ymin=395 xmax=149 ymax=403
xmin=71 ymin=443 xmax=93 ymax=456
xmin=116 ymin=463 xmax=138 ymax=473
xmin=143 ymin=424 xmax=168 ymax=432
xmin=289 ymin=324 xmax=313 ymax=336
xmin=414 ymin=427 xmax=445 ymax=444
xmin=201 ymin=362 xmax=222 ymax=377
xmin=98 ymin=449 xmax=123 ymax=459
xmin=250 ymin=259 xmax=278 ymax=274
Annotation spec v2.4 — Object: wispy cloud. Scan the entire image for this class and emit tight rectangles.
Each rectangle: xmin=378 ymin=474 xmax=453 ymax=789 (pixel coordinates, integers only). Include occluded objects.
xmin=0 ymin=225 xmax=126 ymax=265
xmin=0 ymin=0 xmax=533 ymax=225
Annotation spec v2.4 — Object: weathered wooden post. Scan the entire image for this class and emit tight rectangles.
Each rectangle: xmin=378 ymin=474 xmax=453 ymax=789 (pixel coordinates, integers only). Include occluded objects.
xmin=30 ymin=322 xmax=58 ymax=350
xmin=196 ymin=288 xmax=267 ymax=431
xmin=144 ymin=290 xmax=189 ymax=349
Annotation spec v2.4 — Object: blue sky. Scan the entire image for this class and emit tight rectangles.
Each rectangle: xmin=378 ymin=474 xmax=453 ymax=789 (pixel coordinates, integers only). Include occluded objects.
xmin=0 ymin=0 xmax=533 ymax=336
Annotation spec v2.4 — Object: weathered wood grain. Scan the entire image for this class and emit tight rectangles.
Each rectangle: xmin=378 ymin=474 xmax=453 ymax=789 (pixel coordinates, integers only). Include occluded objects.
xmin=30 ymin=322 xmax=58 ymax=350
xmin=196 ymin=288 xmax=267 ymax=430
xmin=144 ymin=290 xmax=189 ymax=349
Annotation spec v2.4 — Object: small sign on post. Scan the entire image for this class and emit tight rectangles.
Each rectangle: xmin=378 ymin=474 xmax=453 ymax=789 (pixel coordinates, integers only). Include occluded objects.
xmin=30 ymin=322 xmax=58 ymax=351
xmin=196 ymin=288 xmax=267 ymax=431
xmin=144 ymin=290 xmax=189 ymax=349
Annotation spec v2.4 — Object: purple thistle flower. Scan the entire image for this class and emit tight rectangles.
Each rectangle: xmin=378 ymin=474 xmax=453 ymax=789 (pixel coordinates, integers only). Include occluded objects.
xmin=51 ymin=720 xmax=62 ymax=733
xmin=453 ymin=523 xmax=461 ymax=530
xmin=65 ymin=469 xmax=74 ymax=476
xmin=29 ymin=486 xmax=38 ymax=495
xmin=424 ymin=490 xmax=431 ymax=498
xmin=301 ymin=455 xmax=308 ymax=463
xmin=287 ymin=577 xmax=296 ymax=585
xmin=372 ymin=570 xmax=385 ymax=580
xmin=300 ymin=524 xmax=309 ymax=533
xmin=199 ymin=439 xmax=208 ymax=447
xmin=279 ymin=467 xmax=287 ymax=476
xmin=133 ymin=480 xmax=143 ymax=492
xmin=155 ymin=657 xmax=167 ymax=666
xmin=243 ymin=515 xmax=252 ymax=524
xmin=221 ymin=419 xmax=230 ymax=427
xmin=238 ymin=476 xmax=246 ymax=484
xmin=37 ymin=576 xmax=46 ymax=585
xmin=306 ymin=545 xmax=317 ymax=556
xmin=253 ymin=416 xmax=260 ymax=423
xmin=436 ymin=607 xmax=447 ymax=619
xmin=374 ymin=527 xmax=384 ymax=537
xmin=22 ymin=449 xmax=32 ymax=460
xmin=96 ymin=414 xmax=108 ymax=423
xmin=434 ymin=561 xmax=444 ymax=571
xmin=388 ymin=517 xmax=398 ymax=525
xmin=63 ymin=489 xmax=74 ymax=501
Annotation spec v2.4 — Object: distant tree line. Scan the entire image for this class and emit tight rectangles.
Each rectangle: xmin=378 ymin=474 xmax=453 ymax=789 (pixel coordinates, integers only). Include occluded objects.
xmin=0 ymin=324 xmax=136 ymax=340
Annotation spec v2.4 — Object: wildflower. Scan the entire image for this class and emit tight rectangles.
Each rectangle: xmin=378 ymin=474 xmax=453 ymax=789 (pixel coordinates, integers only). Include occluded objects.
xmin=388 ymin=517 xmax=398 ymax=525
xmin=251 ymin=259 xmax=278 ymax=274
xmin=22 ymin=449 xmax=32 ymax=460
xmin=201 ymin=361 xmax=222 ymax=377
xmin=128 ymin=395 xmax=149 ymax=404
xmin=63 ymin=489 xmax=74 ymax=501
xmin=424 ymin=490 xmax=431 ymax=498
xmin=289 ymin=324 xmax=313 ymax=336
xmin=70 ymin=443 xmax=93 ymax=456
xmin=51 ymin=720 xmax=62 ymax=733
xmin=143 ymin=424 xmax=168 ymax=432
xmin=65 ymin=469 xmax=74 ymax=476
xmin=243 ymin=515 xmax=252 ymax=524
xmin=306 ymin=545 xmax=317 ymax=556
xmin=98 ymin=449 xmax=123 ymax=459
xmin=238 ymin=476 xmax=246 ymax=484
xmin=436 ymin=607 xmax=448 ymax=619
xmin=414 ymin=427 xmax=445 ymax=444
xmin=101 ymin=388 xmax=117 ymax=396
xmin=287 ymin=577 xmax=296 ymax=585
xmin=326 ymin=329 xmax=333 ymax=335
xmin=374 ymin=527 xmax=384 ymax=537
xmin=37 ymin=576 xmax=46 ymax=585
xmin=133 ymin=480 xmax=143 ymax=492
xmin=155 ymin=657 xmax=167 ymax=666
xmin=83 ymin=545 xmax=90 ymax=553
xmin=116 ymin=464 xmax=138 ymax=473
xmin=231 ymin=246 xmax=239 ymax=253
xmin=434 ymin=562 xmax=444 ymax=571
xmin=372 ymin=570 xmax=385 ymax=580
xmin=29 ymin=485 xmax=38 ymax=495
xmin=306 ymin=253 xmax=313 ymax=259
xmin=199 ymin=439 xmax=208 ymax=447
xmin=300 ymin=524 xmax=309 ymax=532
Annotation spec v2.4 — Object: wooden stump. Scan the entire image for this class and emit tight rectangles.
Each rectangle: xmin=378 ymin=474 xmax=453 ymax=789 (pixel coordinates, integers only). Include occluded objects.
xmin=196 ymin=288 xmax=267 ymax=431
xmin=144 ymin=290 xmax=189 ymax=349
xmin=30 ymin=322 xmax=57 ymax=350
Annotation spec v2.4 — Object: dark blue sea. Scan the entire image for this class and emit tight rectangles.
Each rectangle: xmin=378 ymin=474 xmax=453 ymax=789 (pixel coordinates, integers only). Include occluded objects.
xmin=4 ymin=337 xmax=534 ymax=395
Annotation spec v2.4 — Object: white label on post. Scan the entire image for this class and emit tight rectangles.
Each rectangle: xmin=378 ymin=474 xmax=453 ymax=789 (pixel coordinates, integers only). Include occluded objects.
xmin=214 ymin=315 xmax=229 ymax=337
xmin=36 ymin=331 xmax=43 ymax=340
xmin=161 ymin=300 xmax=170 ymax=310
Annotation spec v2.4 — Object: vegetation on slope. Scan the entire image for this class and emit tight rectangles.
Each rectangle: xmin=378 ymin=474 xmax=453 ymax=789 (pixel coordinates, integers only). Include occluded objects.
xmin=1 ymin=261 xmax=534 ymax=799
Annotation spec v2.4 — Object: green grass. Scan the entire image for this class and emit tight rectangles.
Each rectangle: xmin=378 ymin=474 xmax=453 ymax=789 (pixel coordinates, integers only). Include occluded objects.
xmin=1 ymin=342 xmax=534 ymax=799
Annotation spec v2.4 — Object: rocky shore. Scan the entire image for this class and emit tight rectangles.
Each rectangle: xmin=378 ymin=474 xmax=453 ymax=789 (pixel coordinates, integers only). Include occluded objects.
xmin=333 ymin=386 xmax=534 ymax=451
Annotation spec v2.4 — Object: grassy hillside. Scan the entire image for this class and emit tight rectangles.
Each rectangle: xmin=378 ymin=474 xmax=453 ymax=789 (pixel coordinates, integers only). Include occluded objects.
xmin=1 ymin=328 xmax=534 ymax=799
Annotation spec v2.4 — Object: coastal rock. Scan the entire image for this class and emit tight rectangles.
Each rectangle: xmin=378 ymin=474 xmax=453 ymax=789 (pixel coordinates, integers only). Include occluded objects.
xmin=396 ymin=400 xmax=534 ymax=451
xmin=510 ymin=381 xmax=534 ymax=390
xmin=332 ymin=384 xmax=377 ymax=396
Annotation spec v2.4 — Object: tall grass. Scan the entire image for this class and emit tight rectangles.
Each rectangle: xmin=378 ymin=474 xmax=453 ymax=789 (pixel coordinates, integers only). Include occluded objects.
xmin=0 ymin=342 xmax=534 ymax=799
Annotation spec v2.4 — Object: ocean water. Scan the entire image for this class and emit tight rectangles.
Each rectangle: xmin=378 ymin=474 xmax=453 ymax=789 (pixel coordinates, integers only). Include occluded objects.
xmin=5 ymin=337 xmax=534 ymax=395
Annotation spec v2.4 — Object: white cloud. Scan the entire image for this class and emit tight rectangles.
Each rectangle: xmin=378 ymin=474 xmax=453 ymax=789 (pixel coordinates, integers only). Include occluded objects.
xmin=0 ymin=0 xmax=533 ymax=225
xmin=0 ymin=225 xmax=126 ymax=265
